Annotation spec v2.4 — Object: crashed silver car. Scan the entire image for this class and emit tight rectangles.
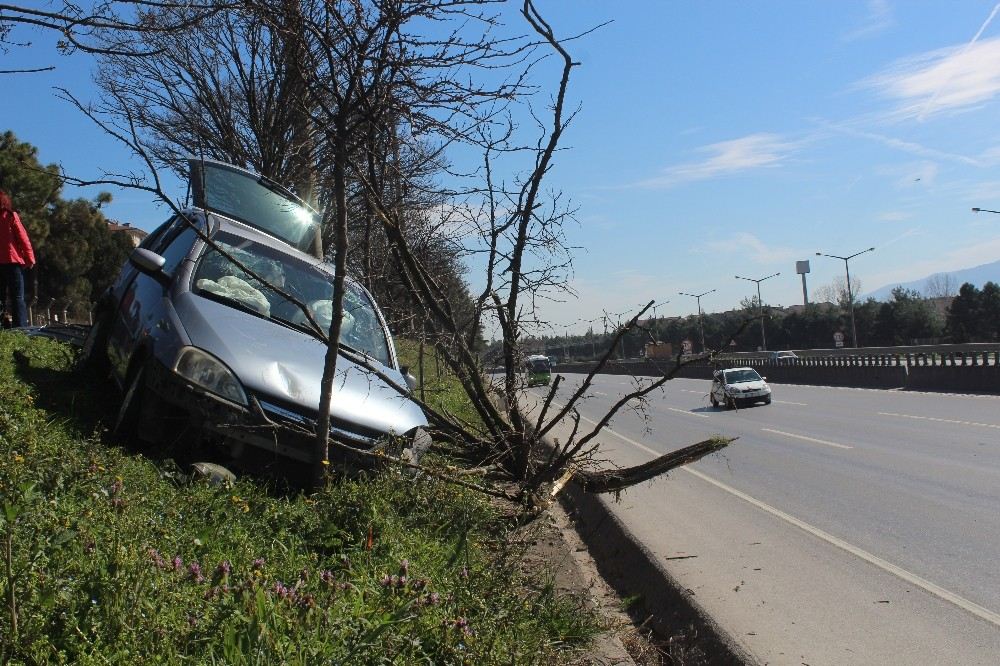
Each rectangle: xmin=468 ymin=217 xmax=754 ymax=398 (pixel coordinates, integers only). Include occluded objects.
xmin=83 ymin=160 xmax=429 ymax=467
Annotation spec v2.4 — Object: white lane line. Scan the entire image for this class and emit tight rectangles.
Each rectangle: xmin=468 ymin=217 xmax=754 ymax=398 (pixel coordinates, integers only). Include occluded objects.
xmin=565 ymin=412 xmax=1000 ymax=628
xmin=878 ymin=412 xmax=1000 ymax=430
xmin=761 ymin=428 xmax=853 ymax=450
xmin=679 ymin=389 xmax=705 ymax=394
xmin=683 ymin=466 xmax=1000 ymax=629
xmin=772 ymin=400 xmax=808 ymax=406
xmin=667 ymin=407 xmax=710 ymax=419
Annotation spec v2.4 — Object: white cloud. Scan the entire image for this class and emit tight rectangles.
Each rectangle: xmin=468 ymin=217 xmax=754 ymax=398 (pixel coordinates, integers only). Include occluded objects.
xmin=843 ymin=0 xmax=894 ymax=42
xmin=632 ymin=133 xmax=799 ymax=188
xmin=700 ymin=232 xmax=801 ymax=265
xmin=867 ymin=35 xmax=1000 ymax=121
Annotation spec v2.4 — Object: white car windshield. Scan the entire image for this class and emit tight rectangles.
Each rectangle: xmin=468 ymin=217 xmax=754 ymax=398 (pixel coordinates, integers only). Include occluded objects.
xmin=193 ymin=232 xmax=391 ymax=366
xmin=724 ymin=369 xmax=762 ymax=384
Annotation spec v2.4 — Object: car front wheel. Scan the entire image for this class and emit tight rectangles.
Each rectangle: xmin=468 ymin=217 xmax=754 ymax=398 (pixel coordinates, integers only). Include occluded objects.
xmin=113 ymin=362 xmax=148 ymax=446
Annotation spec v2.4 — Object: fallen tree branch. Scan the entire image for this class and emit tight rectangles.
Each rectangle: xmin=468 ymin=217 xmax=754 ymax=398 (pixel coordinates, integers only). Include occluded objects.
xmin=569 ymin=436 xmax=733 ymax=494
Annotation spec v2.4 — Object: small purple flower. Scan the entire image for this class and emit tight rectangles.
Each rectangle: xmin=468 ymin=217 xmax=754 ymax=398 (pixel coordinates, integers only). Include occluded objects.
xmin=172 ymin=556 xmax=183 ymax=571
xmin=148 ymin=548 xmax=165 ymax=568
xmin=252 ymin=558 xmax=265 ymax=570
xmin=216 ymin=560 xmax=232 ymax=577
xmin=396 ymin=575 xmax=407 ymax=589
xmin=428 ymin=592 xmax=440 ymax=605
xmin=188 ymin=562 xmax=205 ymax=583
xmin=320 ymin=570 xmax=335 ymax=585
xmin=380 ymin=574 xmax=392 ymax=588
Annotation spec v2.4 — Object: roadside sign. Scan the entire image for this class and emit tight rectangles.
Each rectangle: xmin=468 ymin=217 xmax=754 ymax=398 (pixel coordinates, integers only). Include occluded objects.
xmin=833 ymin=331 xmax=845 ymax=348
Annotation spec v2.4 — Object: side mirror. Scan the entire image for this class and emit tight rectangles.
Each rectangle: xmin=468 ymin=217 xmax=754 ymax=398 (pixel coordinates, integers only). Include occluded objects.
xmin=761 ymin=376 xmax=768 ymax=381
xmin=399 ymin=365 xmax=418 ymax=392
xmin=130 ymin=248 xmax=169 ymax=284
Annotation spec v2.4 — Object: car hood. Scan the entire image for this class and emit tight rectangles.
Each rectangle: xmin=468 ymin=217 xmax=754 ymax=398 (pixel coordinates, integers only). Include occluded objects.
xmin=174 ymin=292 xmax=428 ymax=435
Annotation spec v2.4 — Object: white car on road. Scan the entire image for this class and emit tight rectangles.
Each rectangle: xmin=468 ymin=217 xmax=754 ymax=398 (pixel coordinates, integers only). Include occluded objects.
xmin=710 ymin=366 xmax=772 ymax=408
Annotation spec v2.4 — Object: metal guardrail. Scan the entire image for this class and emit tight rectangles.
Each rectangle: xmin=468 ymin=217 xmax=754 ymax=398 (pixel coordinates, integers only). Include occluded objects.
xmin=719 ymin=342 xmax=1000 ymax=360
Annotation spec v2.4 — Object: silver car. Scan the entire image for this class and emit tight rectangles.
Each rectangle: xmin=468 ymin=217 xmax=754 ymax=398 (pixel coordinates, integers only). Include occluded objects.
xmin=710 ymin=366 xmax=772 ymax=408
xmin=84 ymin=160 xmax=429 ymax=468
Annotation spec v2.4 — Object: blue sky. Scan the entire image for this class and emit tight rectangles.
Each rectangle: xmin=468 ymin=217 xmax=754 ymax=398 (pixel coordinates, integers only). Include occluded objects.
xmin=4 ymin=1 xmax=1000 ymax=333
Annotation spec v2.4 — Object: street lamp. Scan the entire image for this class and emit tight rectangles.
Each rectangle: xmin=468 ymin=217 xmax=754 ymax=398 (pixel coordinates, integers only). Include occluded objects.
xmin=650 ymin=299 xmax=669 ymax=342
xmin=735 ymin=272 xmax=780 ymax=351
xmin=678 ymin=289 xmax=716 ymax=352
xmin=972 ymin=207 xmax=1000 ymax=214
xmin=815 ymin=247 xmax=875 ymax=348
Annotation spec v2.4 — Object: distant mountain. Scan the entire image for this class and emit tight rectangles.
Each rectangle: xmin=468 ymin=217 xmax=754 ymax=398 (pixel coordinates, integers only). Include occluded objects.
xmin=865 ymin=259 xmax=1000 ymax=301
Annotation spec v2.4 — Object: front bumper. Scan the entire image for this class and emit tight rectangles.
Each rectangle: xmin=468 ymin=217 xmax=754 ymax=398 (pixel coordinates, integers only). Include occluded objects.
xmin=143 ymin=359 xmax=389 ymax=464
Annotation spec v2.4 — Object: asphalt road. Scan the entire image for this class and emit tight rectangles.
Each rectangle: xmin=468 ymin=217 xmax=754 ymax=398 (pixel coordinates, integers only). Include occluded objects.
xmin=526 ymin=375 xmax=1000 ymax=665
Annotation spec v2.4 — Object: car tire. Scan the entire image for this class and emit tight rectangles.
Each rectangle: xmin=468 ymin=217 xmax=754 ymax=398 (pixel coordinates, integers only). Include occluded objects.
xmin=764 ymin=395 xmax=772 ymax=405
xmin=726 ymin=396 xmax=736 ymax=410
xmin=113 ymin=362 xmax=148 ymax=446
xmin=80 ymin=304 xmax=112 ymax=376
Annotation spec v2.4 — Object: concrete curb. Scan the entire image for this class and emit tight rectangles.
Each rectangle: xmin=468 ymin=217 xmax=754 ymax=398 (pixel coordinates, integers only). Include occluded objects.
xmin=558 ymin=481 xmax=751 ymax=665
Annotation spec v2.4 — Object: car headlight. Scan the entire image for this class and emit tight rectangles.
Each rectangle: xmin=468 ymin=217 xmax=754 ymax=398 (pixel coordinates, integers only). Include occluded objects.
xmin=173 ymin=347 xmax=248 ymax=406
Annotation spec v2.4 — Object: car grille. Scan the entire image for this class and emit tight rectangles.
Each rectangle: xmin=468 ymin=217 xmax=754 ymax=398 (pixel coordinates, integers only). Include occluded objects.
xmin=254 ymin=396 xmax=383 ymax=446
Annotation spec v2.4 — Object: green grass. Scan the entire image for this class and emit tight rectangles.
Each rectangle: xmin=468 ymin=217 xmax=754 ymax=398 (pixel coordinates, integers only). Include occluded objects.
xmin=0 ymin=333 xmax=598 ymax=664
xmin=396 ymin=339 xmax=489 ymax=438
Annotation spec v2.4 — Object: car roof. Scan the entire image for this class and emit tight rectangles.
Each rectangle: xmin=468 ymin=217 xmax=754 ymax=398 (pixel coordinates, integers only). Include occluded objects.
xmin=724 ymin=366 xmax=757 ymax=372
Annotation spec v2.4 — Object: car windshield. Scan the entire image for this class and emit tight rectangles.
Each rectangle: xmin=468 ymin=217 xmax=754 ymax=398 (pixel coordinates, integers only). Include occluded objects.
xmin=192 ymin=231 xmax=391 ymax=366
xmin=190 ymin=160 xmax=321 ymax=257
xmin=527 ymin=359 xmax=550 ymax=372
xmin=724 ymin=369 xmax=762 ymax=384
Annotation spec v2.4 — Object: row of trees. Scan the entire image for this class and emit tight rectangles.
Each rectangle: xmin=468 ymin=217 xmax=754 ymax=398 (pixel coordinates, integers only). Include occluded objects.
xmin=3 ymin=1 xmax=732 ymax=498
xmin=523 ymin=283 xmax=999 ymax=360
xmin=0 ymin=131 xmax=134 ymax=321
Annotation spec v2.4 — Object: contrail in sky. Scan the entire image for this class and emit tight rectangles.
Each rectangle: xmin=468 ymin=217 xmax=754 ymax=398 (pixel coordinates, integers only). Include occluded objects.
xmin=917 ymin=2 xmax=1000 ymax=121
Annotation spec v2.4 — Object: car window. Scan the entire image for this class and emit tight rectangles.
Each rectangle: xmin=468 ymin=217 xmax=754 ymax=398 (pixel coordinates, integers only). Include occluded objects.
xmin=159 ymin=225 xmax=199 ymax=276
xmin=189 ymin=160 xmax=321 ymax=257
xmin=723 ymin=369 xmax=762 ymax=383
xmin=139 ymin=216 xmax=177 ymax=253
xmin=192 ymin=231 xmax=391 ymax=366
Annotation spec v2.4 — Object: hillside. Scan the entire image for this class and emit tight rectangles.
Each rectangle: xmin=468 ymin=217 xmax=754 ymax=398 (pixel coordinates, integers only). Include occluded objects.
xmin=866 ymin=259 xmax=1000 ymax=301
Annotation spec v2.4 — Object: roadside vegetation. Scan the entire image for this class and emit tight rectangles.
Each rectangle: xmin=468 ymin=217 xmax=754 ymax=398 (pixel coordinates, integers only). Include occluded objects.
xmin=0 ymin=333 xmax=599 ymax=664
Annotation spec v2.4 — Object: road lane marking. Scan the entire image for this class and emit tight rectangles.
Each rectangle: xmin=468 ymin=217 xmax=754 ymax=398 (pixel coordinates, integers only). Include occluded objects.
xmin=878 ymin=412 xmax=1000 ymax=430
xmin=679 ymin=389 xmax=705 ymax=394
xmin=667 ymin=407 xmax=710 ymax=418
xmin=682 ymin=466 xmax=1000 ymax=629
xmin=761 ymin=428 xmax=853 ymax=450
xmin=550 ymin=406 xmax=1000 ymax=629
xmin=772 ymin=400 xmax=808 ymax=406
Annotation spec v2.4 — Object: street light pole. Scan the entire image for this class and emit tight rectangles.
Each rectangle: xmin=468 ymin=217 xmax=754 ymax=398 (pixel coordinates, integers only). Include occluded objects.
xmin=816 ymin=247 xmax=875 ymax=348
xmin=651 ymin=299 xmax=669 ymax=342
xmin=679 ymin=289 xmax=716 ymax=352
xmin=972 ymin=207 xmax=1000 ymax=214
xmin=735 ymin=272 xmax=780 ymax=351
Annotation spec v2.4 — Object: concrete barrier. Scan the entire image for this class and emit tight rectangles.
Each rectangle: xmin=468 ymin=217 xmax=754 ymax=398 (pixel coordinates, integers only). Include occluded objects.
xmin=554 ymin=354 xmax=998 ymax=394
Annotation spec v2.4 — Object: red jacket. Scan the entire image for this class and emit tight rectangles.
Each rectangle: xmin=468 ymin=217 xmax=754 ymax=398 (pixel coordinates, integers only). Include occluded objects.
xmin=0 ymin=209 xmax=36 ymax=267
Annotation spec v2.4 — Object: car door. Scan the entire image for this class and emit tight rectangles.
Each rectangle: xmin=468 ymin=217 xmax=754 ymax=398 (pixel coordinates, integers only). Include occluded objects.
xmin=106 ymin=216 xmax=200 ymax=386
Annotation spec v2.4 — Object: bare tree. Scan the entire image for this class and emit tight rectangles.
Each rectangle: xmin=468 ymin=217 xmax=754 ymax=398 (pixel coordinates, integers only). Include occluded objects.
xmin=924 ymin=273 xmax=958 ymax=299
xmin=814 ymin=275 xmax=862 ymax=306
xmin=68 ymin=0 xmax=735 ymax=505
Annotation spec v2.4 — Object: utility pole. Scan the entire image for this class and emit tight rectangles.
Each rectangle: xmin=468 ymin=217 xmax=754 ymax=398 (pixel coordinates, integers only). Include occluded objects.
xmin=816 ymin=248 xmax=875 ymax=348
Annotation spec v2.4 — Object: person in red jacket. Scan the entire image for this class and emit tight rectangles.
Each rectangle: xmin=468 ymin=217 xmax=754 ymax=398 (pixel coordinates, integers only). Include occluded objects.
xmin=0 ymin=190 xmax=36 ymax=328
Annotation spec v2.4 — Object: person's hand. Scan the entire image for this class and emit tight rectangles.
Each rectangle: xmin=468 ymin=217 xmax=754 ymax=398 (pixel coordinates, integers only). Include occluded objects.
xmin=25 ymin=262 xmax=35 ymax=270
